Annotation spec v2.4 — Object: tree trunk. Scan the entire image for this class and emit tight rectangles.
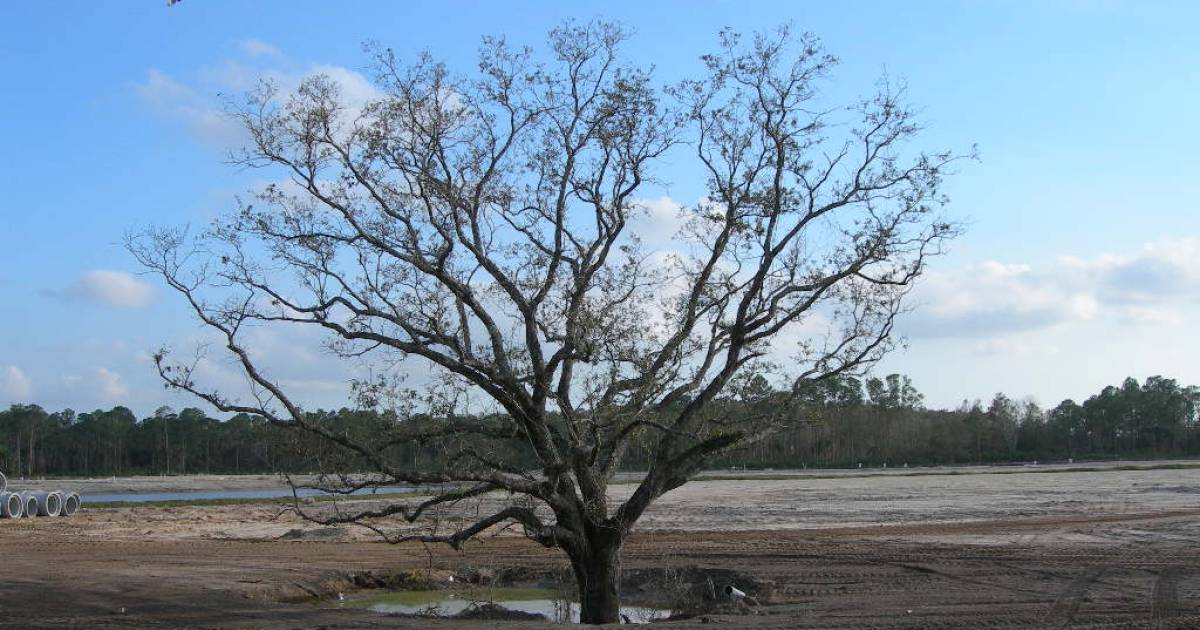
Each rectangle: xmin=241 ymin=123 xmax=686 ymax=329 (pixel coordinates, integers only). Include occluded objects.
xmin=569 ymin=534 xmax=623 ymax=624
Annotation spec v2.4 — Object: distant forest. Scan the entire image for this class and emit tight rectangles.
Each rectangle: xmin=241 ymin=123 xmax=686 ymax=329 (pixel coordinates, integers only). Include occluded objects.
xmin=1 ymin=375 xmax=1197 ymax=478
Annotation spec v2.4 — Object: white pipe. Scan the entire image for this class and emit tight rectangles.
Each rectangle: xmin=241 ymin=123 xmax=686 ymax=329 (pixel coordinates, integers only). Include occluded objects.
xmin=0 ymin=471 xmax=6 ymax=494
xmin=59 ymin=492 xmax=81 ymax=517
xmin=30 ymin=491 xmax=62 ymax=517
xmin=19 ymin=492 xmax=39 ymax=519
xmin=46 ymin=492 xmax=63 ymax=516
xmin=0 ymin=492 xmax=22 ymax=518
xmin=725 ymin=585 xmax=746 ymax=599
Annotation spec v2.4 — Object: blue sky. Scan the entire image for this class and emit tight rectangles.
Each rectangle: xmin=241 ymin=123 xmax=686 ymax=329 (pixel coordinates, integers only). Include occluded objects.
xmin=2 ymin=1 xmax=1198 ymax=414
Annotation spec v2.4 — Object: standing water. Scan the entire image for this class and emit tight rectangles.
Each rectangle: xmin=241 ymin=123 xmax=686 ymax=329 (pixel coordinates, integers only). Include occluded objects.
xmin=345 ymin=587 xmax=671 ymax=623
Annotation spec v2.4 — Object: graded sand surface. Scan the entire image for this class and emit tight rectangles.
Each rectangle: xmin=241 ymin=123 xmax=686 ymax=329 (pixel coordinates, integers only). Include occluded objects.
xmin=8 ymin=473 xmax=303 ymax=496
xmin=13 ymin=458 xmax=1194 ymax=495
xmin=1 ymin=463 xmax=1198 ymax=628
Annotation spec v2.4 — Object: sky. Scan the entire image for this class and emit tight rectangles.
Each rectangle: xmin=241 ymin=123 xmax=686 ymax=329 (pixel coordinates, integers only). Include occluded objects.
xmin=1 ymin=0 xmax=1198 ymax=415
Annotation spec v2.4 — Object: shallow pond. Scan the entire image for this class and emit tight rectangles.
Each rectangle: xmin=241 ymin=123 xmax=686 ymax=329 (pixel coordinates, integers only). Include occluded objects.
xmin=346 ymin=587 xmax=671 ymax=623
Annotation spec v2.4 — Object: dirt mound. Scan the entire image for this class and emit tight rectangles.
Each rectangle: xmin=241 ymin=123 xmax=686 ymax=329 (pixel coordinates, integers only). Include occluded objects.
xmin=453 ymin=602 xmax=546 ymax=621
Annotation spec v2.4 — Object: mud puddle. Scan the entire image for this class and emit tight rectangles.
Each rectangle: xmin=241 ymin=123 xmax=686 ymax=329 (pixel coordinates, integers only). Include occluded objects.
xmin=345 ymin=587 xmax=671 ymax=623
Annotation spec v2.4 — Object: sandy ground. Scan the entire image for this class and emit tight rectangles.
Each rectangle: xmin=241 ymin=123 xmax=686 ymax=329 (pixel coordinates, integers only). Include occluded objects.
xmin=29 ymin=463 xmax=1200 ymax=546
xmin=9 ymin=458 xmax=1193 ymax=495
xmin=6 ymin=473 xmax=302 ymax=495
xmin=2 ymin=464 xmax=1199 ymax=628
xmin=625 ymin=464 xmax=1200 ymax=541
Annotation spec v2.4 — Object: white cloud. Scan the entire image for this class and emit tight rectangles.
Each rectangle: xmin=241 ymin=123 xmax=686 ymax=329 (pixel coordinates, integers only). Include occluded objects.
xmin=136 ymin=68 xmax=246 ymax=146
xmin=904 ymin=236 xmax=1200 ymax=338
xmin=1118 ymin=305 xmax=1184 ymax=326
xmin=136 ymin=47 xmax=381 ymax=148
xmin=238 ymin=38 xmax=282 ymax=59
xmin=972 ymin=337 xmax=1061 ymax=358
xmin=630 ymin=196 xmax=689 ymax=248
xmin=905 ymin=261 xmax=1097 ymax=337
xmin=137 ymin=68 xmax=193 ymax=107
xmin=57 ymin=270 xmax=154 ymax=309
xmin=151 ymin=323 xmax=361 ymax=413
xmin=61 ymin=368 xmax=130 ymax=404
xmin=310 ymin=63 xmax=382 ymax=110
xmin=242 ymin=325 xmax=323 ymax=371
xmin=1057 ymin=237 xmax=1200 ymax=304
xmin=0 ymin=366 xmax=33 ymax=401
xmin=95 ymin=368 xmax=129 ymax=400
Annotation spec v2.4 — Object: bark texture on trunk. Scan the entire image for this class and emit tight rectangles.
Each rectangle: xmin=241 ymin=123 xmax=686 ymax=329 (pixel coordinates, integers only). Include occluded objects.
xmin=570 ymin=535 xmax=622 ymax=624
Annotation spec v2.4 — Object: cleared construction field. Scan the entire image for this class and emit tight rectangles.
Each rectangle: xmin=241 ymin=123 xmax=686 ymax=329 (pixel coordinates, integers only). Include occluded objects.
xmin=2 ymin=462 xmax=1198 ymax=628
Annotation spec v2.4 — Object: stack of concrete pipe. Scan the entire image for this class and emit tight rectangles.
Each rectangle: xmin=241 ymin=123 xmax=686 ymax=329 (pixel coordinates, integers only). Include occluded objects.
xmin=0 ymin=472 xmax=82 ymax=519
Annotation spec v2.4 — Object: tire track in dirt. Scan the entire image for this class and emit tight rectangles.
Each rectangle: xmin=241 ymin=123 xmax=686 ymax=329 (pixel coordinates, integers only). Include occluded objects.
xmin=890 ymin=561 xmax=1046 ymax=596
xmin=1152 ymin=567 xmax=1180 ymax=628
xmin=1045 ymin=566 xmax=1106 ymax=628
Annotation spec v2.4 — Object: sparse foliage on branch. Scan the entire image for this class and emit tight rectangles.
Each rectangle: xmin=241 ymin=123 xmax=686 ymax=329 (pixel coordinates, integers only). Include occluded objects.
xmin=129 ymin=22 xmax=966 ymax=623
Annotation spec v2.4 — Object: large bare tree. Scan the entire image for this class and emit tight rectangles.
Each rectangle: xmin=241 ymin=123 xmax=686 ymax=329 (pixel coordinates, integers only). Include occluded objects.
xmin=131 ymin=22 xmax=964 ymax=624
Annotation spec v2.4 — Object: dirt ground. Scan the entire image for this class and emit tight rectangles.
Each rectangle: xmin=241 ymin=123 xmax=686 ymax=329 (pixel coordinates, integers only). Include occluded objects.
xmin=2 ymin=464 xmax=1199 ymax=628
xmin=11 ymin=459 xmax=1195 ymax=496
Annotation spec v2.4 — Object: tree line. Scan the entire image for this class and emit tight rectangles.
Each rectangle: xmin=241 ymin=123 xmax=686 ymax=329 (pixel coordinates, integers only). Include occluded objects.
xmin=0 ymin=406 xmax=293 ymax=478
xmin=2 ymin=374 xmax=1197 ymax=478
xmin=699 ymin=374 xmax=1200 ymax=469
